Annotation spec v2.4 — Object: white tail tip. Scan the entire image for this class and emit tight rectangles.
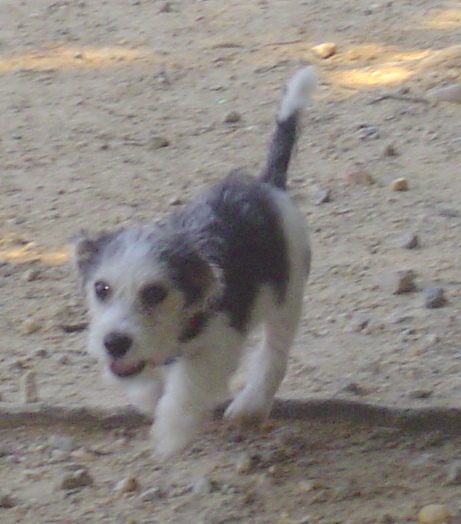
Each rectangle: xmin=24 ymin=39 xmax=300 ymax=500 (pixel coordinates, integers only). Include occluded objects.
xmin=278 ymin=66 xmax=316 ymax=122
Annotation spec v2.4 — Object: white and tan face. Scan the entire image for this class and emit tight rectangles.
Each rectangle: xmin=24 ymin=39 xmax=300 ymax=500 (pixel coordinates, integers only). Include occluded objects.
xmin=73 ymin=226 xmax=221 ymax=381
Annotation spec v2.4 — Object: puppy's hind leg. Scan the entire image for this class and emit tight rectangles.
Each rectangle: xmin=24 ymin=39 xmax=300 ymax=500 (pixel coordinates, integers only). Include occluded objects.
xmin=225 ymin=289 xmax=305 ymax=426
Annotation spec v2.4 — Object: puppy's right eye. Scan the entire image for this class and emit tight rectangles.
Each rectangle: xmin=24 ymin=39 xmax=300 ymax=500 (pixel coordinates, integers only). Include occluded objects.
xmin=94 ymin=280 xmax=111 ymax=301
xmin=140 ymin=284 xmax=168 ymax=308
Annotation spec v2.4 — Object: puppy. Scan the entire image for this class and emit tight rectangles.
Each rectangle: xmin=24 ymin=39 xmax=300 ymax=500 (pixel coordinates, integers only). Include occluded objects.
xmin=73 ymin=67 xmax=315 ymax=459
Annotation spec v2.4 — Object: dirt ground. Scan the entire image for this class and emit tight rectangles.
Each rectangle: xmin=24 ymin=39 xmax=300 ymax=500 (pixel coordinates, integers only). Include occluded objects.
xmin=0 ymin=0 xmax=460 ymax=522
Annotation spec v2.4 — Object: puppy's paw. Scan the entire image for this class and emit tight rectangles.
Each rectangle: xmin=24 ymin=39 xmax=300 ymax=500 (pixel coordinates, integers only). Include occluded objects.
xmin=151 ymin=409 xmax=206 ymax=461
xmin=224 ymin=391 xmax=272 ymax=428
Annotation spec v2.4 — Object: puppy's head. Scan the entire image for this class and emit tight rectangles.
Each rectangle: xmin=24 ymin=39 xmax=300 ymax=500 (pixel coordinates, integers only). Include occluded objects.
xmin=73 ymin=225 xmax=222 ymax=380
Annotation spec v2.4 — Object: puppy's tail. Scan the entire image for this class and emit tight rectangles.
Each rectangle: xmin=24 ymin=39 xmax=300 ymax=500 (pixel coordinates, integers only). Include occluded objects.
xmin=260 ymin=66 xmax=316 ymax=190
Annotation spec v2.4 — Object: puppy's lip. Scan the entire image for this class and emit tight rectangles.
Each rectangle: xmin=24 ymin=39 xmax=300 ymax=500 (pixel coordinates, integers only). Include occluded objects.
xmin=109 ymin=360 xmax=147 ymax=378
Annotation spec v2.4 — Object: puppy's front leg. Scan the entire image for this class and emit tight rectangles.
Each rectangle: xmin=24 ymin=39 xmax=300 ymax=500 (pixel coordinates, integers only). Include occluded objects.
xmin=152 ymin=329 xmax=242 ymax=459
xmin=152 ymin=360 xmax=212 ymax=459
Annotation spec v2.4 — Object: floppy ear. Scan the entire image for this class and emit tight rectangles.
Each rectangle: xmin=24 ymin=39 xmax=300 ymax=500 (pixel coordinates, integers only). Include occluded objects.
xmin=71 ymin=231 xmax=119 ymax=280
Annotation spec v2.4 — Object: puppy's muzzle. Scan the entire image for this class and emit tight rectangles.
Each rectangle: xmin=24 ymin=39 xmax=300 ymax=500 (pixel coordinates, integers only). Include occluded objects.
xmin=102 ymin=332 xmax=145 ymax=378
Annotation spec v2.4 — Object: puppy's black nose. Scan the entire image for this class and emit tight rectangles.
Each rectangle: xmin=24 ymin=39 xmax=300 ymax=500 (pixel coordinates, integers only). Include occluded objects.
xmin=103 ymin=332 xmax=133 ymax=359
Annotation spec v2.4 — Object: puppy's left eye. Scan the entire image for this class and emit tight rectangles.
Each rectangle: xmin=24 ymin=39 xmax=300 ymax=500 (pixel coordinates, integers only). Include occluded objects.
xmin=140 ymin=284 xmax=168 ymax=308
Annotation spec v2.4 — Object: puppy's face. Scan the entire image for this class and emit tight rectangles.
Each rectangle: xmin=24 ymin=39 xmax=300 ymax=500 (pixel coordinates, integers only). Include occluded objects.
xmin=73 ymin=226 xmax=221 ymax=381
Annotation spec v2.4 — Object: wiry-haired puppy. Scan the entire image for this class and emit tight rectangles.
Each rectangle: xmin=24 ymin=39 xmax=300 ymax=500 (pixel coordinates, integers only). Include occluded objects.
xmin=73 ymin=67 xmax=315 ymax=459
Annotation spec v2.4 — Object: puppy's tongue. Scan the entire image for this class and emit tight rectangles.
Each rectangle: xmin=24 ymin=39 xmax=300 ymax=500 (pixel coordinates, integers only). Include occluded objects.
xmin=110 ymin=360 xmax=146 ymax=378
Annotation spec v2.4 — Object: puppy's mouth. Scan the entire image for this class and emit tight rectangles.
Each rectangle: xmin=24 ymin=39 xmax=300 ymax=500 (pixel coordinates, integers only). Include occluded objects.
xmin=109 ymin=360 xmax=147 ymax=378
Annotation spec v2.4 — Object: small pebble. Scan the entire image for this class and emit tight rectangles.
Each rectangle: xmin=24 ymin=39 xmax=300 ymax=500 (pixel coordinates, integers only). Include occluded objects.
xmin=377 ymin=270 xmax=416 ymax=294
xmin=49 ymin=435 xmax=74 ymax=453
xmin=390 ymin=177 xmax=408 ymax=191
xmin=55 ymin=354 xmax=71 ymax=365
xmin=241 ymin=488 xmax=258 ymax=505
xmin=138 ymin=487 xmax=167 ymax=502
xmin=33 ymin=348 xmax=48 ymax=358
xmin=236 ymin=453 xmax=262 ymax=474
xmin=349 ymin=313 xmax=371 ymax=333
xmin=20 ymin=371 xmax=39 ymax=403
xmin=148 ymin=136 xmax=170 ymax=150
xmin=445 ymin=460 xmax=461 ymax=485
xmin=51 ymin=449 xmax=71 ymax=461
xmin=312 ymin=42 xmax=337 ymax=59
xmin=438 ymin=208 xmax=460 ymax=218
xmin=58 ymin=469 xmax=93 ymax=490
xmin=418 ymin=504 xmax=451 ymax=524
xmin=19 ymin=319 xmax=41 ymax=335
xmin=158 ymin=2 xmax=172 ymax=13
xmin=314 ymin=188 xmax=331 ymax=204
xmin=115 ymin=477 xmax=138 ymax=493
xmin=192 ymin=476 xmax=218 ymax=494
xmin=423 ymin=287 xmax=446 ymax=309
xmin=383 ymin=144 xmax=398 ymax=157
xmin=427 ymin=83 xmax=461 ymax=104
xmin=0 ymin=492 xmax=15 ymax=509
xmin=408 ymin=389 xmax=433 ymax=399
xmin=399 ymin=232 xmax=420 ymax=249
xmin=71 ymin=448 xmax=98 ymax=462
xmin=224 ymin=110 xmax=241 ymax=123
xmin=343 ymin=168 xmax=374 ymax=186
xmin=22 ymin=269 xmax=40 ymax=282
xmin=341 ymin=380 xmax=367 ymax=396
xmin=168 ymin=196 xmax=183 ymax=206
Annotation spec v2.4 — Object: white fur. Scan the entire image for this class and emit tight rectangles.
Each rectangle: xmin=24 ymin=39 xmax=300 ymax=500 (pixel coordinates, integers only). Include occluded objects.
xmin=278 ymin=66 xmax=316 ymax=122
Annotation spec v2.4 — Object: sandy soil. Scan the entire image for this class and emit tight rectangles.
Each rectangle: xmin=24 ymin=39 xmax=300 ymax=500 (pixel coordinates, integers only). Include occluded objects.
xmin=0 ymin=0 xmax=460 ymax=522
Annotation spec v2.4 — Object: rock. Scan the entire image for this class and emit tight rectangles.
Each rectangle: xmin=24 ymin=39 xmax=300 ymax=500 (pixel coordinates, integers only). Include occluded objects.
xmin=168 ymin=196 xmax=183 ymax=206
xmin=158 ymin=1 xmax=172 ymax=13
xmin=55 ymin=354 xmax=71 ymax=365
xmin=383 ymin=144 xmax=398 ymax=157
xmin=314 ymin=188 xmax=331 ymax=204
xmin=418 ymin=504 xmax=451 ymax=524
xmin=427 ymin=83 xmax=461 ymax=104
xmin=115 ymin=477 xmax=138 ymax=493
xmin=312 ymin=43 xmax=337 ymax=59
xmin=19 ymin=319 xmax=41 ymax=335
xmin=138 ymin=487 xmax=167 ymax=502
xmin=341 ymin=380 xmax=367 ymax=396
xmin=192 ymin=476 xmax=218 ymax=494
xmin=343 ymin=168 xmax=374 ymax=186
xmin=0 ymin=492 xmax=15 ymax=509
xmin=22 ymin=269 xmax=41 ymax=282
xmin=33 ymin=348 xmax=48 ymax=358
xmin=58 ymin=468 xmax=93 ymax=490
xmin=20 ymin=371 xmax=39 ymax=403
xmin=398 ymin=232 xmax=420 ymax=249
xmin=390 ymin=177 xmax=409 ymax=191
xmin=348 ymin=313 xmax=371 ymax=333
xmin=71 ymin=448 xmax=98 ymax=462
xmin=224 ymin=111 xmax=241 ymax=123
xmin=446 ymin=461 xmax=461 ymax=485
xmin=377 ymin=270 xmax=416 ymax=294
xmin=49 ymin=435 xmax=74 ymax=453
xmin=423 ymin=287 xmax=446 ymax=309
xmin=408 ymin=389 xmax=433 ymax=399
xmin=438 ymin=208 xmax=460 ymax=218
xmin=148 ymin=136 xmax=169 ymax=150
xmin=236 ymin=453 xmax=262 ymax=474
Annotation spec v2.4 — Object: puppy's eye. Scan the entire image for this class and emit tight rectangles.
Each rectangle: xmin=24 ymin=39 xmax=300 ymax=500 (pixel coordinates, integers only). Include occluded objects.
xmin=94 ymin=280 xmax=111 ymax=301
xmin=140 ymin=284 xmax=168 ymax=308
